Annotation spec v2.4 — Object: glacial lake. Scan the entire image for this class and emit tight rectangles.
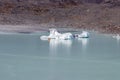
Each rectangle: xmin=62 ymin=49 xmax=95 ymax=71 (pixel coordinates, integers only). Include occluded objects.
xmin=0 ymin=31 xmax=120 ymax=80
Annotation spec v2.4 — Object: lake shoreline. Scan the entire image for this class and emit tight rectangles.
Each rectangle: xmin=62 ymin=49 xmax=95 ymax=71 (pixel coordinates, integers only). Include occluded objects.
xmin=0 ymin=24 xmax=119 ymax=35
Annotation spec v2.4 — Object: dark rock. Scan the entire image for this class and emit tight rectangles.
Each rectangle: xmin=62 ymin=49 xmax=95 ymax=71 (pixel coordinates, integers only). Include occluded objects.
xmin=104 ymin=0 xmax=120 ymax=7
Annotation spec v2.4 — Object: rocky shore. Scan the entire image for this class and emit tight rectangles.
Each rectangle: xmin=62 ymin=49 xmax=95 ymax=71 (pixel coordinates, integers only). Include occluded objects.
xmin=0 ymin=0 xmax=120 ymax=34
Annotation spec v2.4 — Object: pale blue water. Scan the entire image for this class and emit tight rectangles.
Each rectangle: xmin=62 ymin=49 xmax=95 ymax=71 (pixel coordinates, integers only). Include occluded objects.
xmin=0 ymin=31 xmax=120 ymax=80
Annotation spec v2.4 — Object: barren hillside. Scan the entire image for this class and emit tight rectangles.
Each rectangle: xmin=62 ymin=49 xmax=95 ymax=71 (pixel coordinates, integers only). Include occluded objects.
xmin=0 ymin=0 xmax=120 ymax=33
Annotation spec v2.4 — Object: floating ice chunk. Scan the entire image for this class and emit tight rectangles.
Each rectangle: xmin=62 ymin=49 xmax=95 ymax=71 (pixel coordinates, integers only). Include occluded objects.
xmin=113 ymin=34 xmax=120 ymax=40
xmin=40 ymin=28 xmax=73 ymax=40
xmin=75 ymin=31 xmax=89 ymax=38
xmin=40 ymin=36 xmax=48 ymax=40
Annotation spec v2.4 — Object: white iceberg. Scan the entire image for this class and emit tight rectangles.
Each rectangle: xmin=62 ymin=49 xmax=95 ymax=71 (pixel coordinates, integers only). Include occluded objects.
xmin=74 ymin=31 xmax=89 ymax=38
xmin=113 ymin=34 xmax=120 ymax=40
xmin=40 ymin=28 xmax=73 ymax=40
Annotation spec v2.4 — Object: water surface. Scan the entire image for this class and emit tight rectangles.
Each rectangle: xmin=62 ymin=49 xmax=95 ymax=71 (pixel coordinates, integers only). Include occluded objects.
xmin=0 ymin=32 xmax=120 ymax=80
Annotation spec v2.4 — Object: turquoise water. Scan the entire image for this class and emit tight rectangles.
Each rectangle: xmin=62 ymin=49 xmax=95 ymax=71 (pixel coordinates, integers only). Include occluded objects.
xmin=0 ymin=32 xmax=120 ymax=80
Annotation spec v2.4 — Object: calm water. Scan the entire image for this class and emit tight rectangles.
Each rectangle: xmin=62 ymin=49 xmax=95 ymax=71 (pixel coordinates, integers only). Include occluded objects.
xmin=0 ymin=31 xmax=120 ymax=80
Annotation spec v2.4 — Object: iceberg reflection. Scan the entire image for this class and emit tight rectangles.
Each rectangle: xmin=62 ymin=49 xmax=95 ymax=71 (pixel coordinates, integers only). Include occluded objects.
xmin=77 ymin=38 xmax=89 ymax=60
xmin=77 ymin=38 xmax=89 ymax=49
xmin=49 ymin=39 xmax=72 ymax=56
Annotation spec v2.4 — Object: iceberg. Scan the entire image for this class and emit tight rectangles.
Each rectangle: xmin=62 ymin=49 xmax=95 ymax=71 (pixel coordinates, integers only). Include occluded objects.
xmin=74 ymin=31 xmax=89 ymax=38
xmin=113 ymin=34 xmax=120 ymax=40
xmin=40 ymin=28 xmax=73 ymax=40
